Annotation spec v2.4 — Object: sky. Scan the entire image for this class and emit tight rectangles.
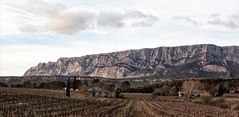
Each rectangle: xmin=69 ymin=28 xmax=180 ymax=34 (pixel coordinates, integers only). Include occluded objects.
xmin=0 ymin=0 xmax=239 ymax=76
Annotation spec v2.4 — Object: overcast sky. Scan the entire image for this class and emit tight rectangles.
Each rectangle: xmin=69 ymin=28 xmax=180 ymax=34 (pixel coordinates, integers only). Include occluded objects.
xmin=0 ymin=0 xmax=239 ymax=75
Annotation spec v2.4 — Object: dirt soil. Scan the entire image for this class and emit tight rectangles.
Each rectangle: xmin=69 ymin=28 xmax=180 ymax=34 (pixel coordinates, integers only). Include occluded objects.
xmin=131 ymin=100 xmax=145 ymax=117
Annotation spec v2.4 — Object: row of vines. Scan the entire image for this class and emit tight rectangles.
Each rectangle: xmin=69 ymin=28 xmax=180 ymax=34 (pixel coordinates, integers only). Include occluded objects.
xmin=0 ymin=88 xmax=133 ymax=117
xmin=138 ymin=96 xmax=239 ymax=117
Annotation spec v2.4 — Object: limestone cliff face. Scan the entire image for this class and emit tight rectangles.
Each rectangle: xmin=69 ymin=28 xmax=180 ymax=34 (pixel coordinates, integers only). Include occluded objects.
xmin=24 ymin=44 xmax=239 ymax=78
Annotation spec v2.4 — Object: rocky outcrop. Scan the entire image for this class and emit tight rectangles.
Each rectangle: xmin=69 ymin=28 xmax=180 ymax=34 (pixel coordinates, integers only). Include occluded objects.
xmin=24 ymin=44 xmax=239 ymax=78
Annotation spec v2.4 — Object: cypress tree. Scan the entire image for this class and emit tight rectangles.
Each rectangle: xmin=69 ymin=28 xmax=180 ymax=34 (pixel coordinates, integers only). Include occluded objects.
xmin=66 ymin=77 xmax=70 ymax=97
xmin=73 ymin=76 xmax=77 ymax=91
xmin=218 ymin=83 xmax=224 ymax=96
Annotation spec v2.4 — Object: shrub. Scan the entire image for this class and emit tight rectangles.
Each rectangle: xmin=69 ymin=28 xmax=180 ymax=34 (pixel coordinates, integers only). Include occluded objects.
xmin=209 ymin=97 xmax=225 ymax=105
xmin=114 ymin=88 xmax=121 ymax=98
xmin=92 ymin=79 xmax=100 ymax=85
xmin=231 ymin=104 xmax=239 ymax=110
xmin=193 ymin=96 xmax=213 ymax=104
xmin=153 ymin=85 xmax=170 ymax=96
xmin=169 ymin=86 xmax=179 ymax=96
xmin=12 ymin=84 xmax=23 ymax=88
xmin=120 ymin=81 xmax=130 ymax=92
xmin=0 ymin=82 xmax=8 ymax=87
xmin=22 ymin=81 xmax=33 ymax=88
xmin=210 ymin=83 xmax=224 ymax=96
xmin=70 ymin=79 xmax=81 ymax=89
xmin=39 ymin=81 xmax=66 ymax=89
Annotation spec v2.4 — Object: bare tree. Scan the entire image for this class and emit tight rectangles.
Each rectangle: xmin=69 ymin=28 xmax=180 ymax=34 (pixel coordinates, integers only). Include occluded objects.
xmin=182 ymin=80 xmax=200 ymax=98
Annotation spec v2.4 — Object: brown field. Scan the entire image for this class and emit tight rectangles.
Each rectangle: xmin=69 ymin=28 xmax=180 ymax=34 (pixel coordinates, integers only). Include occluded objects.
xmin=0 ymin=88 xmax=239 ymax=117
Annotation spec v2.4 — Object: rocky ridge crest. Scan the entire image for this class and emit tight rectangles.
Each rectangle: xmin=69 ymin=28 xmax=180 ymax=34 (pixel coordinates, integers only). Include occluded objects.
xmin=24 ymin=44 xmax=239 ymax=78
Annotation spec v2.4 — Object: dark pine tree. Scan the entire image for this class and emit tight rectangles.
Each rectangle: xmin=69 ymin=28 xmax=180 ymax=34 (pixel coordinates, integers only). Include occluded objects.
xmin=73 ymin=76 xmax=77 ymax=91
xmin=66 ymin=77 xmax=70 ymax=97
xmin=218 ymin=83 xmax=224 ymax=96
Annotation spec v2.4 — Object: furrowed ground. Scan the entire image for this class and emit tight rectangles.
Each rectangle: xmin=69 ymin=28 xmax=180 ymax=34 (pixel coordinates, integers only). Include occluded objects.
xmin=0 ymin=88 xmax=238 ymax=117
xmin=0 ymin=88 xmax=133 ymax=117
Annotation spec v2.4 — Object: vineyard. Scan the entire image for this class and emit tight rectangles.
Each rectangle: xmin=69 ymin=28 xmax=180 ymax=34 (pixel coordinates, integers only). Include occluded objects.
xmin=135 ymin=96 xmax=239 ymax=117
xmin=0 ymin=88 xmax=133 ymax=117
xmin=0 ymin=88 xmax=239 ymax=117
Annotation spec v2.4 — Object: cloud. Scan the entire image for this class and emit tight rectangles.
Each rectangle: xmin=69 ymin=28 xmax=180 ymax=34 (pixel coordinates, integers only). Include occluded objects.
xmin=25 ymin=0 xmax=64 ymax=16
xmin=98 ymin=11 xmax=158 ymax=28
xmin=208 ymin=13 xmax=239 ymax=29
xmin=46 ymin=11 xmax=95 ymax=34
xmin=97 ymin=12 xmax=124 ymax=28
xmin=45 ymin=10 xmax=159 ymax=34
xmin=3 ymin=1 xmax=159 ymax=35
xmin=18 ymin=24 xmax=37 ymax=33
xmin=3 ymin=0 xmax=65 ymax=17
xmin=2 ymin=0 xmax=65 ymax=34
xmin=173 ymin=12 xmax=239 ymax=30
xmin=172 ymin=16 xmax=201 ymax=25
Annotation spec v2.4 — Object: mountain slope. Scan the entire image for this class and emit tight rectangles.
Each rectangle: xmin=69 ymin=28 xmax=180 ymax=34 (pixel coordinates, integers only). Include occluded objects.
xmin=24 ymin=44 xmax=239 ymax=78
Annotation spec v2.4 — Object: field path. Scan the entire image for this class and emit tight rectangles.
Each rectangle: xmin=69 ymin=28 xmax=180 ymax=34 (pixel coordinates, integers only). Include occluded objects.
xmin=131 ymin=100 xmax=145 ymax=117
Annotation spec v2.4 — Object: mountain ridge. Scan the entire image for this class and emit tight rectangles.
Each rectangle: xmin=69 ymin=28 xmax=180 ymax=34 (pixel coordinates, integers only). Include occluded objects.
xmin=24 ymin=44 xmax=239 ymax=79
